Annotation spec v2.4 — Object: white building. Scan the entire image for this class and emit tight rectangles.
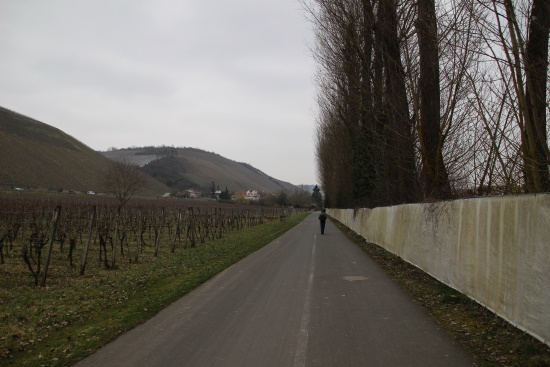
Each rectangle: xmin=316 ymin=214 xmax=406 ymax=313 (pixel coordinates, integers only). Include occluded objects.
xmin=245 ymin=189 xmax=260 ymax=201
xmin=185 ymin=189 xmax=201 ymax=198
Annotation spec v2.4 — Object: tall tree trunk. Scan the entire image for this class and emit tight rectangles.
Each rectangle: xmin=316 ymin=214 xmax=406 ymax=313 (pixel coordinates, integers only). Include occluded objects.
xmin=524 ymin=0 xmax=550 ymax=191
xmin=344 ymin=25 xmax=362 ymax=208
xmin=381 ymin=0 xmax=419 ymax=204
xmin=417 ymin=0 xmax=451 ymax=199
xmin=356 ymin=0 xmax=379 ymax=208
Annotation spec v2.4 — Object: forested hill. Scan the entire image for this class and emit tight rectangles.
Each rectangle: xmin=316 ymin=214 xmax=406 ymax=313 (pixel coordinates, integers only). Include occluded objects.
xmin=0 ymin=107 xmax=167 ymax=194
xmin=101 ymin=147 xmax=300 ymax=194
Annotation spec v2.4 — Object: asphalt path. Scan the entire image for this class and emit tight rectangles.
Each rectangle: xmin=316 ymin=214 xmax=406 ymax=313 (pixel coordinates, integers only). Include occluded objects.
xmin=74 ymin=213 xmax=477 ymax=367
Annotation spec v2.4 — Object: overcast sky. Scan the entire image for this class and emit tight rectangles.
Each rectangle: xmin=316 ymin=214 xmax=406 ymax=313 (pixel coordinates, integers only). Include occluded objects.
xmin=0 ymin=0 xmax=319 ymax=185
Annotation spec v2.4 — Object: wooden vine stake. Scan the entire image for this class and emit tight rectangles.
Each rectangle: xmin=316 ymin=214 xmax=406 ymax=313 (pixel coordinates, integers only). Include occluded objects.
xmin=135 ymin=207 xmax=143 ymax=263
xmin=111 ymin=208 xmax=120 ymax=269
xmin=171 ymin=209 xmax=182 ymax=253
xmin=153 ymin=208 xmax=165 ymax=257
xmin=41 ymin=206 xmax=62 ymax=287
xmin=80 ymin=206 xmax=96 ymax=275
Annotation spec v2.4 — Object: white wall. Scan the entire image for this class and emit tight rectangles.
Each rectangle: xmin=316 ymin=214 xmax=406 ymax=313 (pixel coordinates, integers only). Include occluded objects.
xmin=328 ymin=194 xmax=550 ymax=345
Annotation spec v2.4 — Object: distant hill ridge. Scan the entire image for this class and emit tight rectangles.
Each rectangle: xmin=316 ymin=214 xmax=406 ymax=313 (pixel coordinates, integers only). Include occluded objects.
xmin=0 ymin=107 xmax=167 ymax=194
xmin=0 ymin=106 xmax=301 ymax=195
xmin=101 ymin=146 xmax=300 ymax=194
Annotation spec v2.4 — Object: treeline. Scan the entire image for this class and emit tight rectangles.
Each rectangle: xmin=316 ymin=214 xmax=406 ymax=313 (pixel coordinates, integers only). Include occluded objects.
xmin=305 ymin=0 xmax=549 ymax=208
xmin=107 ymin=145 xmax=223 ymax=158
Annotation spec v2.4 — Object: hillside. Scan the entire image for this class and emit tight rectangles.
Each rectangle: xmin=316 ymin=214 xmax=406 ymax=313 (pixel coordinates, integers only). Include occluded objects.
xmin=0 ymin=106 xmax=302 ymax=197
xmin=102 ymin=147 xmax=300 ymax=194
xmin=0 ymin=107 xmax=168 ymax=195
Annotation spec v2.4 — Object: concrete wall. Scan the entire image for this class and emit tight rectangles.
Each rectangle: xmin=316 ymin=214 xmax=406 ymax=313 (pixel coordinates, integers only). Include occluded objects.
xmin=328 ymin=194 xmax=550 ymax=345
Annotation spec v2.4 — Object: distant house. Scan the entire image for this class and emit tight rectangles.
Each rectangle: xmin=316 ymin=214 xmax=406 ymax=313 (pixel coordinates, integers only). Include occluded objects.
xmin=245 ymin=189 xmax=260 ymax=201
xmin=185 ymin=189 xmax=201 ymax=198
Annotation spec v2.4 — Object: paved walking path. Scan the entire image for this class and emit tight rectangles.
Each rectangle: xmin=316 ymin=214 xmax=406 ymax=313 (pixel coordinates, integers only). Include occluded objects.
xmin=74 ymin=213 xmax=477 ymax=367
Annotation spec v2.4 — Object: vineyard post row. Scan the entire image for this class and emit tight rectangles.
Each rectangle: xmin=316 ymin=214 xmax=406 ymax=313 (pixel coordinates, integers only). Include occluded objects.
xmin=0 ymin=201 xmax=302 ymax=286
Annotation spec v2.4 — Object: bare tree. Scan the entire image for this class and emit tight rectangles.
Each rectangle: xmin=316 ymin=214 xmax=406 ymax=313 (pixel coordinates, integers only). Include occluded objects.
xmin=103 ymin=160 xmax=145 ymax=269
xmin=416 ymin=0 xmax=451 ymax=199
xmin=104 ymin=160 xmax=146 ymax=209
xmin=471 ymin=0 xmax=549 ymax=193
xmin=307 ymin=0 xmax=548 ymax=206
xmin=307 ymin=0 xmax=421 ymax=208
xmin=523 ymin=0 xmax=549 ymax=191
xmin=379 ymin=0 xmax=419 ymax=204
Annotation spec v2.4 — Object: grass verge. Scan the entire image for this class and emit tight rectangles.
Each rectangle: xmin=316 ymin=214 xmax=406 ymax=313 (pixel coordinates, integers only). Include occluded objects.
xmin=0 ymin=212 xmax=310 ymax=367
xmin=331 ymin=218 xmax=550 ymax=367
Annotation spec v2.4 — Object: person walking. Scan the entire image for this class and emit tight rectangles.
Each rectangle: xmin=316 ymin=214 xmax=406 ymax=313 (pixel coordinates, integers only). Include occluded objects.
xmin=318 ymin=209 xmax=327 ymax=235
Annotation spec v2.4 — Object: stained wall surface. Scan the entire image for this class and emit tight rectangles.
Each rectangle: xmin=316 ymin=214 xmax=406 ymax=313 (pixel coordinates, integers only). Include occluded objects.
xmin=328 ymin=194 xmax=550 ymax=344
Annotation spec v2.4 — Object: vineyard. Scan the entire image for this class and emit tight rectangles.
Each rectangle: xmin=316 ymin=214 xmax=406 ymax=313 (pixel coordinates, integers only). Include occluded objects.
xmin=0 ymin=192 xmax=308 ymax=365
xmin=0 ymin=193 xmax=298 ymax=287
